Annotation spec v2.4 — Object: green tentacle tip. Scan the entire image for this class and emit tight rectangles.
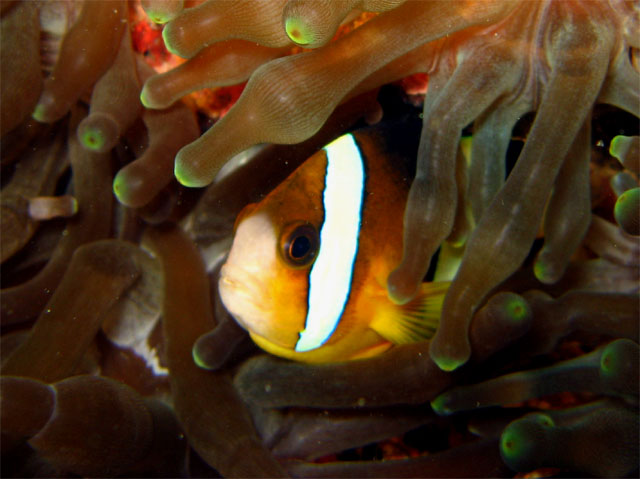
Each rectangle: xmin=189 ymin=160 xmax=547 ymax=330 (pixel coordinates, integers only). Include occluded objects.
xmin=609 ymin=135 xmax=630 ymax=160
xmin=601 ymin=347 xmax=617 ymax=377
xmin=174 ymin=154 xmax=206 ymax=188
xmin=285 ymin=17 xmax=313 ymax=45
xmin=81 ymin=128 xmax=106 ymax=151
xmin=140 ymin=86 xmax=162 ymax=110
xmin=113 ymin=170 xmax=139 ymax=207
xmin=500 ymin=414 xmax=553 ymax=462
xmin=500 ymin=426 xmax=528 ymax=461
xmin=32 ymin=103 xmax=46 ymax=122
xmin=430 ymin=393 xmax=452 ymax=415
xmin=532 ymin=413 xmax=554 ymax=428
xmin=192 ymin=346 xmax=212 ymax=370
xmin=600 ymin=339 xmax=634 ymax=376
xmin=614 ymin=187 xmax=640 ymax=234
xmin=533 ymin=258 xmax=548 ymax=283
xmin=386 ymin=270 xmax=418 ymax=305
xmin=533 ymin=257 xmax=554 ymax=284
xmin=112 ymin=173 xmax=128 ymax=204
xmin=174 ymin=161 xmax=193 ymax=187
xmin=161 ymin=25 xmax=182 ymax=56
xmin=432 ymin=353 xmax=466 ymax=372
xmin=139 ymin=88 xmax=152 ymax=109
xmin=615 ymin=187 xmax=639 ymax=211
xmin=146 ymin=10 xmax=171 ymax=24
xmin=599 ymin=339 xmax=638 ymax=396
xmin=504 ymin=295 xmax=529 ymax=322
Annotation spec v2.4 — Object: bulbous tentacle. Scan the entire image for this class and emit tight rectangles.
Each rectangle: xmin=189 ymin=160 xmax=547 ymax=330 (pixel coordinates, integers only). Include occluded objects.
xmin=144 ymin=225 xmax=287 ymax=477
xmin=429 ymin=6 xmax=615 ymax=371
xmin=172 ymin=0 xmax=517 ymax=187
xmin=142 ymin=0 xmax=184 ymax=24
xmin=1 ymin=241 xmax=142 ymax=383
xmin=1 ymin=109 xmax=114 ymax=325
xmin=0 ymin=126 xmax=67 ymax=263
xmin=0 ymin=1 xmax=42 ymax=136
xmin=534 ymin=117 xmax=592 ymax=283
xmin=468 ymin=104 xmax=524 ymax=223
xmin=33 ymin=1 xmax=127 ymax=123
xmin=162 ymin=0 xmax=291 ymax=58
xmin=283 ymin=0 xmax=406 ymax=48
xmin=388 ymin=35 xmax=524 ymax=304
xmin=141 ymin=40 xmax=287 ymax=109
xmin=234 ymin=291 xmax=532 ymax=409
xmin=77 ymin=28 xmax=142 ymax=153
xmin=500 ymin=402 xmax=639 ymax=478
xmin=113 ymin=101 xmax=199 ymax=208
xmin=432 ymin=339 xmax=639 ymax=414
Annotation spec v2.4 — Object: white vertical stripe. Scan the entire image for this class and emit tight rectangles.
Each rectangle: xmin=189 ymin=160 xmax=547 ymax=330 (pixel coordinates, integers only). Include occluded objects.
xmin=295 ymin=133 xmax=364 ymax=352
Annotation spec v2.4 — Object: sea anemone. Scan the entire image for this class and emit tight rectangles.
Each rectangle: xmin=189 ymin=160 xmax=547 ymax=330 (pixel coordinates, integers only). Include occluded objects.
xmin=1 ymin=0 xmax=638 ymax=478
xmin=141 ymin=0 xmax=640 ymax=371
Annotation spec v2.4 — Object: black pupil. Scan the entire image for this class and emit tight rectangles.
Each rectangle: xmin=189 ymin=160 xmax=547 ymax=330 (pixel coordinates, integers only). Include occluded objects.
xmin=290 ymin=235 xmax=311 ymax=259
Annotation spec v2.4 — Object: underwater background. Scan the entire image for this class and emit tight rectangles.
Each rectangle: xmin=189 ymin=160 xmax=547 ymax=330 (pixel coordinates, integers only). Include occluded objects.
xmin=1 ymin=0 xmax=639 ymax=477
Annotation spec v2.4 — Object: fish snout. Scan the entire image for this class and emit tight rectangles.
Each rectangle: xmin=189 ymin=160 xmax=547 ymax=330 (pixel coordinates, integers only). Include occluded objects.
xmin=218 ymin=264 xmax=274 ymax=334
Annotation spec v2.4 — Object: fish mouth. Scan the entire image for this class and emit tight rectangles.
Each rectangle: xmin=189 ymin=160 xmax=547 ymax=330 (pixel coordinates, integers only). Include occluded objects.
xmin=219 ymin=267 xmax=301 ymax=350
xmin=220 ymin=263 xmax=257 ymax=287
xmin=218 ymin=266 xmax=271 ymax=332
xmin=219 ymin=272 xmax=241 ymax=291
xmin=218 ymin=273 xmax=256 ymax=310
xmin=219 ymin=265 xmax=253 ymax=298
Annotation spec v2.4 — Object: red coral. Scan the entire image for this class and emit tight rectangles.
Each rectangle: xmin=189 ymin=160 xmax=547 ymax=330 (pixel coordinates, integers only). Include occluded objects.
xmin=131 ymin=19 xmax=170 ymax=67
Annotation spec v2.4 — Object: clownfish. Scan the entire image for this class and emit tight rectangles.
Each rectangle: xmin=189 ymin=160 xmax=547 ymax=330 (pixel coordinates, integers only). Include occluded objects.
xmin=219 ymin=122 xmax=449 ymax=363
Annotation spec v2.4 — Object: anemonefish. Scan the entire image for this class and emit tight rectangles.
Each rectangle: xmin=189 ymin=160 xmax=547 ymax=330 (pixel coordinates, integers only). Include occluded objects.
xmin=219 ymin=121 xmax=450 ymax=363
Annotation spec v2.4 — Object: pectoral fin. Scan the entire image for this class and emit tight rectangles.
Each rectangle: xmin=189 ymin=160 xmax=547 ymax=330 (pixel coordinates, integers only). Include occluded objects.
xmin=371 ymin=282 xmax=450 ymax=344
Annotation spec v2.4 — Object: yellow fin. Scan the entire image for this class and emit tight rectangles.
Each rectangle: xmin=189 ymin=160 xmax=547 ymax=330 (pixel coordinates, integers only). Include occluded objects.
xmin=371 ymin=282 xmax=450 ymax=344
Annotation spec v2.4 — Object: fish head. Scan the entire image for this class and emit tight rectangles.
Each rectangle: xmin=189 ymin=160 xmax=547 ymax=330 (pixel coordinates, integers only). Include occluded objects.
xmin=219 ymin=147 xmax=327 ymax=351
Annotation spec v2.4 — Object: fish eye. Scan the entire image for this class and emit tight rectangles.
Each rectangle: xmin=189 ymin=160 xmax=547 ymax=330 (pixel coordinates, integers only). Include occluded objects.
xmin=280 ymin=223 xmax=319 ymax=267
